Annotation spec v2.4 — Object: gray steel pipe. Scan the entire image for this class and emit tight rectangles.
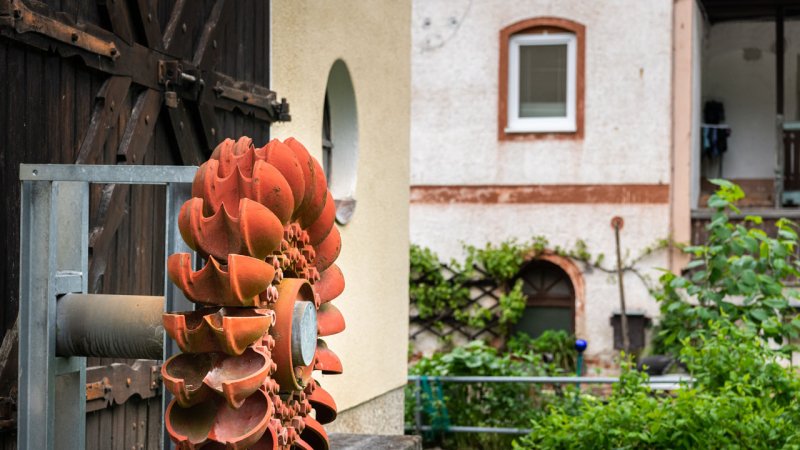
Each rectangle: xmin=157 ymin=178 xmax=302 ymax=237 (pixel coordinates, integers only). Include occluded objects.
xmin=56 ymin=293 xmax=164 ymax=359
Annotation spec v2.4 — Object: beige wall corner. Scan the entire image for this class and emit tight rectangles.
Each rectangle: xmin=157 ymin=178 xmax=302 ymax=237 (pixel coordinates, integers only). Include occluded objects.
xmin=323 ymin=387 xmax=405 ymax=435
xmin=270 ymin=0 xmax=412 ymax=426
xmin=670 ymin=0 xmax=697 ymax=271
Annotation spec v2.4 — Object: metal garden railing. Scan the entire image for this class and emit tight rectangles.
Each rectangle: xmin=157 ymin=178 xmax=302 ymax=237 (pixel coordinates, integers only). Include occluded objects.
xmin=405 ymin=374 xmax=691 ymax=435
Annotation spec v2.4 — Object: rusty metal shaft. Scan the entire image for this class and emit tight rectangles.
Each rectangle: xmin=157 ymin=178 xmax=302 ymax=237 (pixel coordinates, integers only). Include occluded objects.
xmin=56 ymin=294 xmax=164 ymax=359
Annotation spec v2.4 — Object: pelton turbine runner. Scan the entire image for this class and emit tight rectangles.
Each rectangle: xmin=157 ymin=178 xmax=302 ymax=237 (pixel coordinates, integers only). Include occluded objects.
xmin=163 ymin=137 xmax=345 ymax=450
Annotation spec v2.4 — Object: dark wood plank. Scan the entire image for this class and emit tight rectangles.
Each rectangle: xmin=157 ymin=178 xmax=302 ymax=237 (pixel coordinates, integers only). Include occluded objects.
xmin=166 ymin=98 xmax=204 ymax=165
xmin=133 ymin=0 xmax=164 ymax=50
xmin=99 ymin=0 xmax=135 ymax=45
xmin=254 ymin=0 xmax=265 ymax=85
xmin=146 ymin=396 xmax=162 ymax=448
xmin=75 ymin=76 xmax=132 ymax=164
xmin=160 ymin=0 xmax=187 ymax=54
xmin=196 ymin=101 xmax=219 ymax=151
xmin=192 ymin=0 xmax=228 ymax=68
xmin=0 ymin=42 xmax=9 ymax=333
xmin=117 ymin=88 xmax=162 ymax=164
xmin=89 ymin=183 xmax=132 ymax=292
xmin=111 ymin=395 xmax=125 ymax=450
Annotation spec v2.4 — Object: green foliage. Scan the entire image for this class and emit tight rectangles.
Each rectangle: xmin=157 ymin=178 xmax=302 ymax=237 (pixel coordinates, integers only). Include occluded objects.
xmin=652 ymin=179 xmax=800 ymax=355
xmin=407 ymin=336 xmax=580 ymax=450
xmin=507 ymin=330 xmax=577 ymax=373
xmin=410 ymin=242 xmax=529 ymax=334
xmin=464 ymin=240 xmax=528 ymax=282
xmin=515 ymin=321 xmax=800 ymax=449
xmin=498 ymin=280 xmax=526 ymax=327
xmin=411 ymin=236 xmax=666 ymax=341
xmin=409 ymin=245 xmax=471 ymax=322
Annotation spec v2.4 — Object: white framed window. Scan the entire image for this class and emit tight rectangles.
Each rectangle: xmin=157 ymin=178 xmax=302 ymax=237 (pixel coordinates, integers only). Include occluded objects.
xmin=507 ymin=33 xmax=577 ymax=133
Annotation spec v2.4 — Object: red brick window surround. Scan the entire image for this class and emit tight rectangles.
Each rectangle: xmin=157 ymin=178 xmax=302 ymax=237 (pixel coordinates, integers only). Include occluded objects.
xmin=498 ymin=17 xmax=585 ymax=141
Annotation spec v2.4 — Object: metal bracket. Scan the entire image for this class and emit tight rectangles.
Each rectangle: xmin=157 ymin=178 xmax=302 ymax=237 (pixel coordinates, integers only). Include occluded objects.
xmin=85 ymin=361 xmax=162 ymax=412
xmin=1 ymin=0 xmax=119 ymax=60
xmin=213 ymin=76 xmax=291 ymax=121
xmin=158 ymin=59 xmax=198 ymax=86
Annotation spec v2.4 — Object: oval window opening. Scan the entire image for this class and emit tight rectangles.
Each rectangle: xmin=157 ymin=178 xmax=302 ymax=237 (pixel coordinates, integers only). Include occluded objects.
xmin=322 ymin=60 xmax=358 ymax=225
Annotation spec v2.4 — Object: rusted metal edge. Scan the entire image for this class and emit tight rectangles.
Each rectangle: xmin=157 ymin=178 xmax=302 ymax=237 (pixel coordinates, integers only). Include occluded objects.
xmin=213 ymin=73 xmax=291 ymax=122
xmin=2 ymin=0 xmax=119 ymax=59
xmin=85 ymin=360 xmax=161 ymax=413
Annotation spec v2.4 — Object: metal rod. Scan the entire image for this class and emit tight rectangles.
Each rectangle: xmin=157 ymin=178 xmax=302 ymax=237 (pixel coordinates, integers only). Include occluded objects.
xmin=414 ymin=377 xmax=423 ymax=436
xmin=56 ymin=294 xmax=165 ymax=359
xmin=777 ymin=6 xmax=785 ymax=116
xmin=612 ymin=219 xmax=630 ymax=353
xmin=406 ymin=425 xmax=532 ymax=435
xmin=19 ymin=164 xmax=197 ymax=184
xmin=406 ymin=375 xmax=690 ymax=384
xmin=777 ymin=6 xmax=786 ymax=207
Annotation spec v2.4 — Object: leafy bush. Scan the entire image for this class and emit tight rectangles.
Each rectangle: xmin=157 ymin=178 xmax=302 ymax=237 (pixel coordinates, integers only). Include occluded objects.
xmin=516 ymin=181 xmax=800 ymax=449
xmin=507 ymin=330 xmax=578 ymax=373
xmin=652 ymin=179 xmax=800 ymax=356
xmin=515 ymin=321 xmax=800 ymax=449
xmin=407 ymin=335 xmax=580 ymax=450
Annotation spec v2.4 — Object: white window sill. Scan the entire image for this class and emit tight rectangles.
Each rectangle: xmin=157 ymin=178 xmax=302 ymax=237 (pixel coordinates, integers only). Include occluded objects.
xmin=504 ymin=126 xmax=577 ymax=134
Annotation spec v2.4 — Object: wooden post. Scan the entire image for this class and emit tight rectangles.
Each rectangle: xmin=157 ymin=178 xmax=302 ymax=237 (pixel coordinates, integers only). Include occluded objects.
xmin=612 ymin=217 xmax=630 ymax=353
xmin=776 ymin=6 xmax=785 ymax=208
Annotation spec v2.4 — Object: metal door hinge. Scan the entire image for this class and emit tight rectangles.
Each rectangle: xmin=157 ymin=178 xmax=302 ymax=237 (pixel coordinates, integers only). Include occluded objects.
xmin=85 ymin=361 xmax=162 ymax=412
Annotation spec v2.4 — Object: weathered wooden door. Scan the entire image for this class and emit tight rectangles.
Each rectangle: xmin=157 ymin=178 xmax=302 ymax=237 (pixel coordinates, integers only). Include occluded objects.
xmin=0 ymin=1 xmax=287 ymax=447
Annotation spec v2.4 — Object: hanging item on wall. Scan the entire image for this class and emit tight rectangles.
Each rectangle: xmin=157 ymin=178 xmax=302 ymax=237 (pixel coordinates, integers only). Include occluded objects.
xmin=163 ymin=137 xmax=346 ymax=450
xmin=702 ymin=100 xmax=731 ymax=178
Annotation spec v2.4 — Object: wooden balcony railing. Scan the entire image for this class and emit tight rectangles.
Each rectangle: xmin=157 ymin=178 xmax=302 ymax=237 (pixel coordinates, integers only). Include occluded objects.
xmin=691 ymin=209 xmax=800 ymax=246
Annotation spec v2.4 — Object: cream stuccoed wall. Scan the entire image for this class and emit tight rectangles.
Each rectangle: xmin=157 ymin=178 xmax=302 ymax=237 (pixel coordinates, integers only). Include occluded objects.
xmin=270 ymin=0 xmax=411 ymax=417
xmin=411 ymin=0 xmax=673 ymax=186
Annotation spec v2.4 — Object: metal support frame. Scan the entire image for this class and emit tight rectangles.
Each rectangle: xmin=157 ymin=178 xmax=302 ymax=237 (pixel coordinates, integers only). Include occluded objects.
xmin=18 ymin=164 xmax=197 ymax=450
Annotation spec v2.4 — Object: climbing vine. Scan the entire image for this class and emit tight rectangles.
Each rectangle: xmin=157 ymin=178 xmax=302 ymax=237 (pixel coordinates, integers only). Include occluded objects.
xmin=410 ymin=236 xmax=669 ymax=342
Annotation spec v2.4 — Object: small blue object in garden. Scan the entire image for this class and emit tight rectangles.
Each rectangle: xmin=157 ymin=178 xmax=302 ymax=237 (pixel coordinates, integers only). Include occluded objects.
xmin=575 ymin=339 xmax=587 ymax=388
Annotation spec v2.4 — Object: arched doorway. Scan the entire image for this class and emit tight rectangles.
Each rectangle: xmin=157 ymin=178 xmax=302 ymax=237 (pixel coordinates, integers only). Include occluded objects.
xmin=512 ymin=259 xmax=576 ymax=338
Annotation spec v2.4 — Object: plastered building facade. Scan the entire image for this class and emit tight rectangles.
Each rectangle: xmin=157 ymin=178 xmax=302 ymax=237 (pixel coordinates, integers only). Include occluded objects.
xmin=410 ymin=0 xmax=676 ymax=367
xmin=271 ymin=0 xmax=411 ymax=434
xmin=411 ymin=0 xmax=798 ymax=367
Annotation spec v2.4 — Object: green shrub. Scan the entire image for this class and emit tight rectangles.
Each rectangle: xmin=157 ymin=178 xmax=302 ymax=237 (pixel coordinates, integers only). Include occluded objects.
xmin=515 ymin=321 xmax=800 ymax=449
xmin=407 ymin=337 xmax=580 ymax=450
xmin=516 ymin=181 xmax=800 ymax=449
xmin=652 ymin=179 xmax=800 ymax=356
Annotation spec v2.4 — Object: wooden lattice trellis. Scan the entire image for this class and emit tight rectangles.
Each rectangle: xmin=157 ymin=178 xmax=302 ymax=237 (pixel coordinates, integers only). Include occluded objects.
xmin=409 ymin=263 xmax=507 ymax=342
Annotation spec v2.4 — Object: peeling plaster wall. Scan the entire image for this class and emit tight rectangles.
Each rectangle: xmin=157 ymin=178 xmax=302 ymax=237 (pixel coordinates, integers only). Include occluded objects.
xmin=410 ymin=0 xmax=674 ymax=363
xmin=410 ymin=203 xmax=669 ymax=364
xmin=702 ymin=20 xmax=800 ymax=180
xmin=270 ymin=0 xmax=411 ymax=424
xmin=411 ymin=0 xmax=673 ymax=186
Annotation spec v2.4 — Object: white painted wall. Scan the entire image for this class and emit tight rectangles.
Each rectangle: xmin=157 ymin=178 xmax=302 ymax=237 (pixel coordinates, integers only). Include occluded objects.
xmin=702 ymin=20 xmax=800 ymax=180
xmin=410 ymin=0 xmax=674 ymax=363
xmin=410 ymin=203 xmax=669 ymax=363
xmin=411 ymin=0 xmax=674 ymax=186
